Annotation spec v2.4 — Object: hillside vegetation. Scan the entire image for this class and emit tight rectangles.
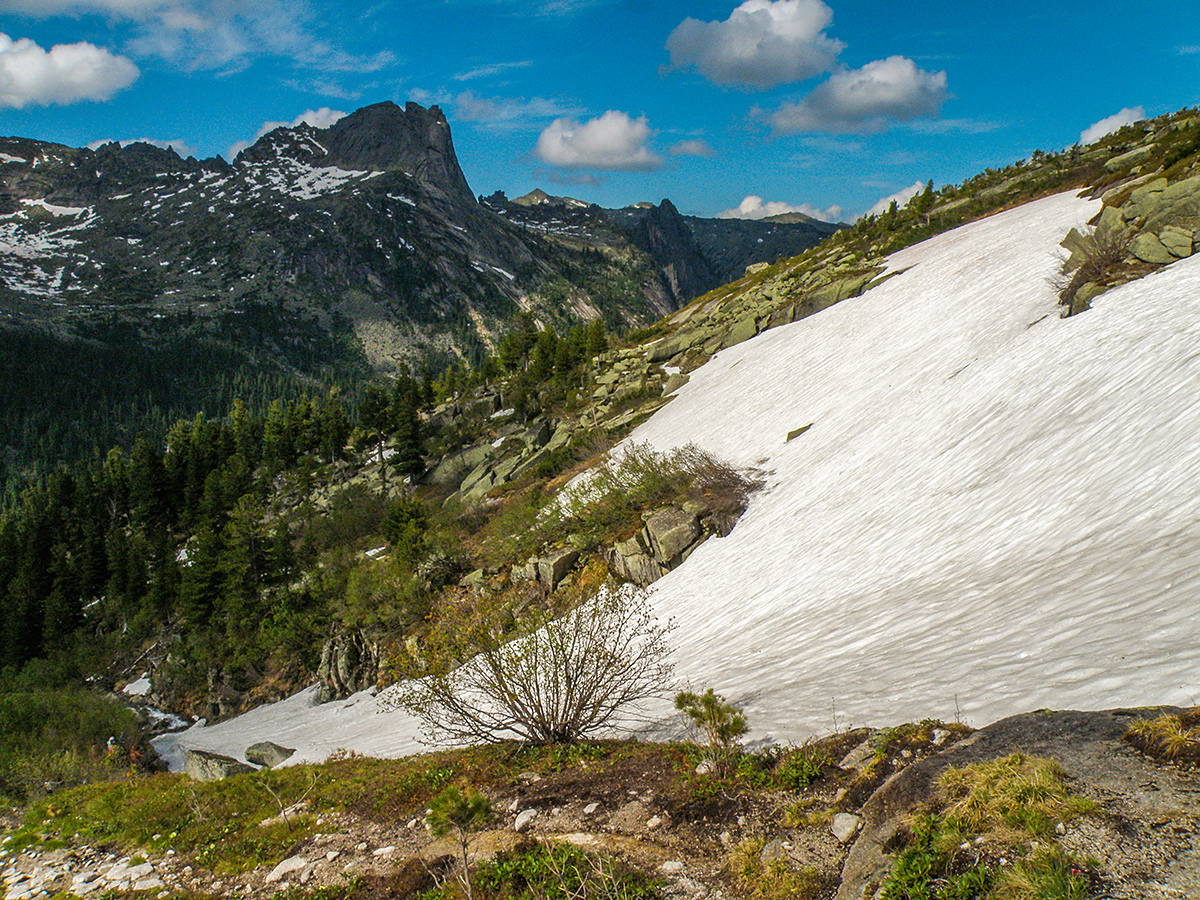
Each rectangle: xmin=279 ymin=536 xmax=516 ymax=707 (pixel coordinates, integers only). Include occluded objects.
xmin=3 ymin=104 xmax=1200 ymax=900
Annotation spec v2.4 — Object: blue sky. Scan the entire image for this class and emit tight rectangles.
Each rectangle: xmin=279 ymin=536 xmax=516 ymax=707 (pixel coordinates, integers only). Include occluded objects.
xmin=1 ymin=0 xmax=1198 ymax=220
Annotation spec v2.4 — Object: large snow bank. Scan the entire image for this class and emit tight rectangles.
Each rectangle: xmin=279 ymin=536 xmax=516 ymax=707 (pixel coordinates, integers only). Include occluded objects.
xmin=156 ymin=190 xmax=1200 ymax=767
xmin=634 ymin=190 xmax=1200 ymax=739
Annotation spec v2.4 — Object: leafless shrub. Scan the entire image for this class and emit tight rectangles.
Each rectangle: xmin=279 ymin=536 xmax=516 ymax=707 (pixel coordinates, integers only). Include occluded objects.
xmin=388 ymin=581 xmax=674 ymax=745
xmin=1054 ymin=226 xmax=1132 ymax=316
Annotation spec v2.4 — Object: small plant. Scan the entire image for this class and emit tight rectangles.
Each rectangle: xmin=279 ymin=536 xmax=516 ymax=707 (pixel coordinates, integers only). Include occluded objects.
xmin=426 ymin=785 xmax=493 ymax=900
xmin=1125 ymin=709 xmax=1200 ymax=764
xmin=675 ymin=687 xmax=748 ymax=777
xmin=476 ymin=842 xmax=661 ymax=900
xmin=1054 ymin=225 xmax=1133 ymax=316
xmin=880 ymin=754 xmax=1096 ymax=900
xmin=725 ymin=836 xmax=823 ymax=900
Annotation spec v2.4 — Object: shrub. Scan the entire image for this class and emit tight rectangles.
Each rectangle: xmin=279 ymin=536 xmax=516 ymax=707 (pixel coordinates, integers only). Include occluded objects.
xmin=1055 ymin=226 xmax=1132 ymax=316
xmin=0 ymin=688 xmax=143 ymax=804
xmin=675 ymin=687 xmax=747 ymax=777
xmin=391 ymin=582 xmax=674 ymax=745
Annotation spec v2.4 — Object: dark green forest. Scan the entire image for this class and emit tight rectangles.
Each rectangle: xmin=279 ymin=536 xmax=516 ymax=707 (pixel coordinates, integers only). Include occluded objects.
xmin=0 ymin=315 xmax=610 ymax=715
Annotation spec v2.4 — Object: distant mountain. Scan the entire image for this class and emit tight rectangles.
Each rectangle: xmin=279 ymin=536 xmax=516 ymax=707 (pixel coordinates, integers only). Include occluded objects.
xmin=483 ymin=190 xmax=843 ymax=299
xmin=0 ymin=100 xmax=842 ymax=481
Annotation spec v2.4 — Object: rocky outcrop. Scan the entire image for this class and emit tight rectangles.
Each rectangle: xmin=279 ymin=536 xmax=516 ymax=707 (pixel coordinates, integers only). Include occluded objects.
xmin=316 ymin=631 xmax=379 ymax=704
xmin=628 ymin=199 xmax=716 ymax=303
xmin=608 ymin=501 xmax=738 ymax=587
xmin=834 ymin=707 xmax=1188 ymax=900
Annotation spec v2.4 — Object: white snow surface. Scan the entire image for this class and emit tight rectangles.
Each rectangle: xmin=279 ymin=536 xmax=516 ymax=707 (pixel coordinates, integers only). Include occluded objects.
xmin=155 ymin=190 xmax=1200 ymax=767
xmin=631 ymin=190 xmax=1200 ymax=737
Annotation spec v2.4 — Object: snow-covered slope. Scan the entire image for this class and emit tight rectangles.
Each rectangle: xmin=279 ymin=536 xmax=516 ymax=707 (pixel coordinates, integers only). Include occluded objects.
xmin=156 ymin=189 xmax=1200 ymax=766
xmin=634 ymin=190 xmax=1200 ymax=738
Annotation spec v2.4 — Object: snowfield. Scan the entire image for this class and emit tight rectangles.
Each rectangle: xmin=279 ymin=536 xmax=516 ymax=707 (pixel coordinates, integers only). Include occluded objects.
xmin=155 ymin=190 xmax=1200 ymax=768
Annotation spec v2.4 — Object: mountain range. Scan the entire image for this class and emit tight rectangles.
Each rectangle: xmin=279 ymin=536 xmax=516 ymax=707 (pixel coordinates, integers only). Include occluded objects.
xmin=0 ymin=100 xmax=838 ymax=481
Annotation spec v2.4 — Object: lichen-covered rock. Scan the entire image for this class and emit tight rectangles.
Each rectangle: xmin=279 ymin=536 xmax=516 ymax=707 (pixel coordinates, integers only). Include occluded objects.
xmin=1158 ymin=225 xmax=1194 ymax=258
xmin=644 ymin=507 xmax=701 ymax=564
xmin=184 ymin=749 xmax=255 ymax=782
xmin=536 ymin=548 xmax=580 ymax=590
xmin=1130 ymin=232 xmax=1175 ymax=265
xmin=245 ymin=741 xmax=296 ymax=768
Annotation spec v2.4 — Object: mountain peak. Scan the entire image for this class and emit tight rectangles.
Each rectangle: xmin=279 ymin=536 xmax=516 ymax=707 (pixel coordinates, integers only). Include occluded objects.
xmin=238 ymin=99 xmax=476 ymax=204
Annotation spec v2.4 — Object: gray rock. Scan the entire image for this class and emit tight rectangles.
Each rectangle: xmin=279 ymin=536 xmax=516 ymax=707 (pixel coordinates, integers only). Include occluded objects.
xmin=1131 ymin=232 xmax=1175 ymax=265
xmin=512 ymin=559 xmax=539 ymax=582
xmin=662 ymin=373 xmax=689 ymax=396
xmin=184 ymin=749 xmax=255 ymax=782
xmin=644 ymin=506 xmax=700 ymax=564
xmin=317 ymin=630 xmax=379 ymax=703
xmin=429 ymin=442 xmax=492 ymax=487
xmin=832 ymin=813 xmax=862 ymax=844
xmin=1104 ymin=144 xmax=1155 ymax=173
xmin=265 ymin=856 xmax=307 ymax=884
xmin=839 ymin=738 xmax=876 ymax=772
xmin=514 ymin=809 xmax=538 ymax=833
xmin=760 ymin=838 xmax=789 ymax=864
xmin=724 ymin=315 xmax=758 ymax=349
xmin=536 ymin=547 xmax=580 ymax=590
xmin=786 ymin=424 xmax=812 ymax=442
xmin=1159 ymin=225 xmax=1194 ymax=258
xmin=245 ymin=741 xmax=296 ymax=768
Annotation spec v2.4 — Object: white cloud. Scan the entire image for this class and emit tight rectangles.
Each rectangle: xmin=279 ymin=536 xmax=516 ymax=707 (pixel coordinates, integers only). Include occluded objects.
xmin=718 ymin=195 xmax=842 ymax=222
xmin=862 ymin=180 xmax=925 ymax=218
xmin=0 ymin=33 xmax=138 ymax=108
xmin=670 ymin=139 xmax=715 ymax=157
xmin=452 ymin=61 xmax=531 ymax=82
xmin=87 ymin=136 xmax=194 ymax=155
xmin=453 ymin=90 xmax=582 ymax=131
xmin=665 ymin=0 xmax=843 ymax=88
xmin=1079 ymin=106 xmax=1145 ymax=145
xmin=770 ymin=56 xmax=948 ymax=134
xmin=9 ymin=0 xmax=394 ymax=74
xmin=534 ymin=110 xmax=662 ymax=171
xmin=226 ymin=107 xmax=346 ymax=159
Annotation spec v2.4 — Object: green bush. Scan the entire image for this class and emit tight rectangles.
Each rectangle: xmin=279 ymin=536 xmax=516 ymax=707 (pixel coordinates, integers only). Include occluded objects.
xmin=0 ymin=688 xmax=142 ymax=804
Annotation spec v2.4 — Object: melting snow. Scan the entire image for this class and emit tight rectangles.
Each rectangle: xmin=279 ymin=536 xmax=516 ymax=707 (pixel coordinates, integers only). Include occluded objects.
xmin=154 ymin=190 xmax=1200 ymax=768
xmin=0 ymin=153 xmax=25 ymax=164
xmin=21 ymin=199 xmax=88 ymax=217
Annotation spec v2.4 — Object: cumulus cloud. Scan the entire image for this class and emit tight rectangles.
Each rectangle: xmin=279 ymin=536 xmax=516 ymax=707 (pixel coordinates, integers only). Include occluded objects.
xmin=87 ymin=136 xmax=194 ymax=155
xmin=535 ymin=110 xmax=662 ymax=171
xmin=226 ymin=107 xmax=346 ymax=158
xmin=665 ymin=0 xmax=843 ymax=88
xmin=453 ymin=90 xmax=583 ymax=131
xmin=670 ymin=139 xmax=715 ymax=157
xmin=718 ymin=195 xmax=841 ymax=222
xmin=769 ymin=56 xmax=948 ymax=134
xmin=862 ymin=180 xmax=925 ymax=218
xmin=8 ymin=0 xmax=394 ymax=73
xmin=1079 ymin=106 xmax=1145 ymax=145
xmin=0 ymin=33 xmax=138 ymax=108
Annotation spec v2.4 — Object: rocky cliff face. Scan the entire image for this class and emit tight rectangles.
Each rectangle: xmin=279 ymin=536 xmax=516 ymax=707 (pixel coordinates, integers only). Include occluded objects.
xmin=0 ymin=102 xmax=670 ymax=385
